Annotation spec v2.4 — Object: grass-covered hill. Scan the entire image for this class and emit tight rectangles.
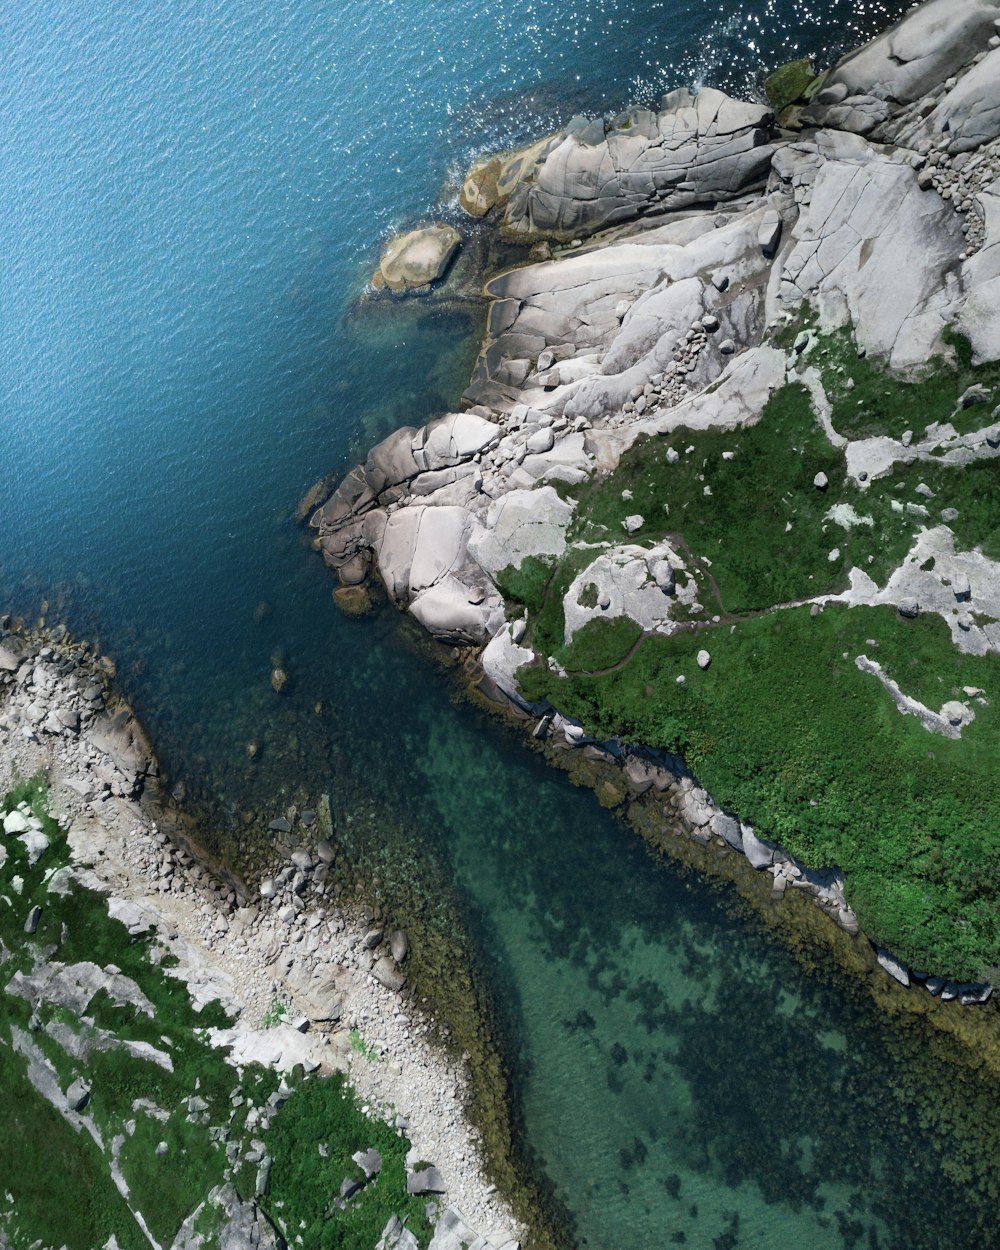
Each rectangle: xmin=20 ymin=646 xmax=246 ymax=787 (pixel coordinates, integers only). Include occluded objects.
xmin=510 ymin=325 xmax=1000 ymax=982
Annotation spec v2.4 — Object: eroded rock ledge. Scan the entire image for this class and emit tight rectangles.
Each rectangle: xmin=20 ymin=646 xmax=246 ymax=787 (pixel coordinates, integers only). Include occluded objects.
xmin=311 ymin=0 xmax=1000 ymax=999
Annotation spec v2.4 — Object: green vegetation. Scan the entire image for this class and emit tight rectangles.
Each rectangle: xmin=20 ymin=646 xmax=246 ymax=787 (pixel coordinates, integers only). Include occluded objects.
xmin=764 ymin=57 xmax=815 ymax=112
xmin=263 ymin=998 xmax=290 ymax=1028
xmin=568 ymin=383 xmax=848 ymax=614
xmin=523 ymin=605 xmax=1000 ymax=979
xmin=349 ymin=1026 xmax=379 ymax=1061
xmin=0 ymin=778 xmax=433 ymax=1248
xmin=559 ymin=615 xmax=642 ymax=671
xmin=819 ymin=325 xmax=1000 ymax=443
xmin=495 ymin=553 xmax=552 ymax=614
xmin=507 ymin=325 xmax=1000 ymax=979
xmin=258 ymin=1071 xmax=431 ymax=1250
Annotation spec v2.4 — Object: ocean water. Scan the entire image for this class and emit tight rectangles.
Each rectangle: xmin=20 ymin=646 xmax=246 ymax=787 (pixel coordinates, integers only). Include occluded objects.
xmin=7 ymin=1 xmax=1000 ymax=1247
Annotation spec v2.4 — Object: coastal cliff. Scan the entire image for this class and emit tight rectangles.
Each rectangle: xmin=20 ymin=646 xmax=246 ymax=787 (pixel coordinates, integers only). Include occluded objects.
xmin=310 ymin=0 xmax=1000 ymax=991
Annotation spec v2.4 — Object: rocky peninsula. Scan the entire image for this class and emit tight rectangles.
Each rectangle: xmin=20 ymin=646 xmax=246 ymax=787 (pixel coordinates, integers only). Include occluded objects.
xmin=0 ymin=621 xmax=522 ymax=1249
xmin=310 ymin=0 xmax=1000 ymax=994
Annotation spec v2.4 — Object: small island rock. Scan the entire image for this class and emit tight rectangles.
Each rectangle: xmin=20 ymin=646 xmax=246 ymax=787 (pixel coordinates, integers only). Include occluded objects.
xmin=376 ymin=223 xmax=461 ymax=294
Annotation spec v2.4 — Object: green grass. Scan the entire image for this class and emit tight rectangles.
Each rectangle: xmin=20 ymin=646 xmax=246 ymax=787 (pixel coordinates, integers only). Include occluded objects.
xmin=349 ymin=1026 xmax=379 ymax=1061
xmin=560 ymin=615 xmax=643 ymax=672
xmin=879 ymin=456 xmax=1000 ymax=561
xmin=0 ymin=1035 xmax=149 ymax=1250
xmin=549 ymin=383 xmax=853 ymax=620
xmin=521 ymin=604 xmax=1000 ymax=980
xmin=494 ymin=554 xmax=553 ymax=615
xmin=818 ymin=325 xmax=1000 ymax=443
xmin=259 ymin=1071 xmax=433 ymax=1249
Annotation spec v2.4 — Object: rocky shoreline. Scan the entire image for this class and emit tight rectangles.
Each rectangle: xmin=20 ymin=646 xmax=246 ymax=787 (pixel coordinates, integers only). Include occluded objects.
xmin=0 ymin=620 xmax=522 ymax=1250
xmin=308 ymin=0 xmax=1000 ymax=999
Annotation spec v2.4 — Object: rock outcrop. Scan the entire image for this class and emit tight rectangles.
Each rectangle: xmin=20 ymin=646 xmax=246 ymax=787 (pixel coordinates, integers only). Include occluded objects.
xmin=311 ymin=0 xmax=1000 ymax=997
xmin=481 ymin=89 xmax=776 ymax=240
xmin=375 ymin=223 xmax=462 ymax=293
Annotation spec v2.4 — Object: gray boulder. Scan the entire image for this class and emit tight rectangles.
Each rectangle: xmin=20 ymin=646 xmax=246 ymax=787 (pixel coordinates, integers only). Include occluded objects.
xmin=650 ymin=559 xmax=675 ymax=593
xmin=84 ymin=709 xmax=156 ymax=788
xmin=338 ymin=1174 xmax=365 ymax=1201
xmin=373 ymin=955 xmax=406 ymax=992
xmin=876 ymin=947 xmax=911 ymax=987
xmin=3 ymin=810 xmax=29 ymax=834
xmin=741 ymin=825 xmax=777 ymax=868
xmin=526 ymin=427 xmax=555 ymax=454
xmin=757 ymin=209 xmax=782 ymax=258
xmin=352 ymin=1147 xmax=382 ymax=1179
xmin=65 ymin=1077 xmax=90 ymax=1111
xmin=0 ymin=637 xmax=27 ymax=671
xmin=406 ymin=1165 xmax=446 ymax=1195
xmin=709 ymin=813 xmax=743 ymax=851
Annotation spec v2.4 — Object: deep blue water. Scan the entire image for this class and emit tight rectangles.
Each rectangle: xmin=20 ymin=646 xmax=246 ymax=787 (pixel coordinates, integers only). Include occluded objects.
xmin=7 ymin=2 xmax=999 ymax=1248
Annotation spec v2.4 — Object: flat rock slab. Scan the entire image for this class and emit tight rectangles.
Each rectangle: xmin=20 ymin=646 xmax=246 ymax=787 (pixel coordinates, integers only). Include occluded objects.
xmin=827 ymin=0 xmax=998 ymax=104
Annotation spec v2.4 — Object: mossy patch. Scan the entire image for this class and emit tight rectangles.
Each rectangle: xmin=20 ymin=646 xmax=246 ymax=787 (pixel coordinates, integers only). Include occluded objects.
xmin=258 ymin=1071 xmax=432 ymax=1249
xmin=764 ymin=58 xmax=815 ymax=112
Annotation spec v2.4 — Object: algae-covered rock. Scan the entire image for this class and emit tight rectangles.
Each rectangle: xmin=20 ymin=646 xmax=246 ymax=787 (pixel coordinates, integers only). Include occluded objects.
xmin=764 ymin=58 xmax=815 ymax=113
xmin=460 ymin=154 xmax=503 ymax=217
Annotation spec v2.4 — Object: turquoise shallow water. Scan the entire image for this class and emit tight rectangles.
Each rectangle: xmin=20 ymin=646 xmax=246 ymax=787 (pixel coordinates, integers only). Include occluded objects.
xmin=7 ymin=1 xmax=1000 ymax=1247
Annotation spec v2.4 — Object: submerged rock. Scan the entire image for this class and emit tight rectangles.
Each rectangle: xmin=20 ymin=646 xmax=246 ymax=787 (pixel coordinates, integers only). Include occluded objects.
xmin=333 ymin=585 xmax=373 ymax=615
